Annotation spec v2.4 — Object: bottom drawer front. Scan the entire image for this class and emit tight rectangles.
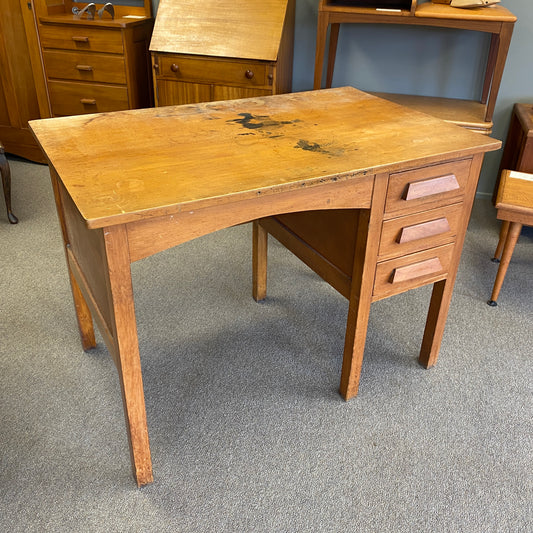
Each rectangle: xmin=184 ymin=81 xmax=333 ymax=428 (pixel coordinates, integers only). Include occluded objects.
xmin=48 ymin=81 xmax=129 ymax=116
xmin=373 ymin=243 xmax=454 ymax=300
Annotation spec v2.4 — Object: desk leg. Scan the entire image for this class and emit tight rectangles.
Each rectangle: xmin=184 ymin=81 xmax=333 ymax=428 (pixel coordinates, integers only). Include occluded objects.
xmin=340 ymin=175 xmax=388 ymax=400
xmin=253 ymin=220 xmax=268 ymax=301
xmin=103 ymin=225 xmax=153 ymax=486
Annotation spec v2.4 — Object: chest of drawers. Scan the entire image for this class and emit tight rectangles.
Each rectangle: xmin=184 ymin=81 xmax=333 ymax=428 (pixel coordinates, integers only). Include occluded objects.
xmin=150 ymin=0 xmax=295 ymax=106
xmin=39 ymin=15 xmax=153 ymax=117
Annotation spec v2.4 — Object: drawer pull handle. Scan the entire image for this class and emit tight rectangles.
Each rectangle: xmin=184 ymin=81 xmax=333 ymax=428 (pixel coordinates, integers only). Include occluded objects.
xmin=397 ymin=217 xmax=451 ymax=244
xmin=403 ymin=174 xmax=460 ymax=201
xmin=72 ymin=36 xmax=90 ymax=43
xmin=245 ymin=70 xmax=254 ymax=80
xmin=390 ymin=257 xmax=443 ymax=284
xmin=76 ymin=64 xmax=93 ymax=72
xmin=170 ymin=63 xmax=179 ymax=73
xmin=80 ymin=98 xmax=97 ymax=105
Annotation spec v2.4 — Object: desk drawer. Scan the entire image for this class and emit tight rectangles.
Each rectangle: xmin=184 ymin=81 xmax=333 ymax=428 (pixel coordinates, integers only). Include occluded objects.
xmin=48 ymin=81 xmax=129 ymax=116
xmin=378 ymin=202 xmax=463 ymax=260
xmin=373 ymin=243 xmax=454 ymax=300
xmin=40 ymin=24 xmax=124 ymax=54
xmin=157 ymin=54 xmax=269 ymax=87
xmin=385 ymin=159 xmax=471 ymax=217
xmin=43 ymin=50 xmax=127 ymax=85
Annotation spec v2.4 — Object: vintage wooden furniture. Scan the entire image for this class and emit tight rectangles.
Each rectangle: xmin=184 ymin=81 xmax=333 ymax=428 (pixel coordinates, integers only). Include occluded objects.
xmin=314 ymin=0 xmax=516 ymax=134
xmin=150 ymin=0 xmax=295 ymax=106
xmin=488 ymin=169 xmax=533 ymax=306
xmin=0 ymin=0 xmax=47 ymax=162
xmin=493 ymin=103 xmax=533 ymax=203
xmin=30 ymin=87 xmax=499 ymax=486
xmin=0 ymin=141 xmax=18 ymax=224
xmin=35 ymin=0 xmax=154 ymax=116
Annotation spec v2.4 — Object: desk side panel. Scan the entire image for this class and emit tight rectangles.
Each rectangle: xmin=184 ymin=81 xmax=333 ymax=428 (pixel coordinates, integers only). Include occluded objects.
xmin=59 ymin=182 xmax=116 ymax=352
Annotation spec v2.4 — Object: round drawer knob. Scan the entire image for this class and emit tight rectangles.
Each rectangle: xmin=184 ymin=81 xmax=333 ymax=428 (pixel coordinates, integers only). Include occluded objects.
xmin=245 ymin=70 xmax=254 ymax=80
xmin=170 ymin=63 xmax=180 ymax=73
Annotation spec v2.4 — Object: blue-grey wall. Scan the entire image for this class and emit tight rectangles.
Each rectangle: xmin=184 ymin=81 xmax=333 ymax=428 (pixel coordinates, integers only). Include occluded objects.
xmin=151 ymin=0 xmax=532 ymax=195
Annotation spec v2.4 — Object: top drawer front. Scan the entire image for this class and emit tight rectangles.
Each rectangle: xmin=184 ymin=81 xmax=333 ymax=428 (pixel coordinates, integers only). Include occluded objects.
xmin=40 ymin=24 xmax=124 ymax=54
xmin=385 ymin=159 xmax=472 ymax=218
xmin=157 ymin=54 xmax=268 ymax=87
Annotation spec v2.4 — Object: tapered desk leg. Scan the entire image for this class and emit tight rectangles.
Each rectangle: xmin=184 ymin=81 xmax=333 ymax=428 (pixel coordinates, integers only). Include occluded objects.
xmin=488 ymin=221 xmax=522 ymax=306
xmin=252 ymin=220 xmax=268 ymax=302
xmin=103 ymin=225 xmax=153 ymax=486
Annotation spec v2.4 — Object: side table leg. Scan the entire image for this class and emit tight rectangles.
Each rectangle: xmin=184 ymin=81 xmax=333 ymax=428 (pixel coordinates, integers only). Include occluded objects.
xmin=313 ymin=12 xmax=330 ymax=89
xmin=488 ymin=221 xmax=522 ymax=306
xmin=492 ymin=220 xmax=510 ymax=262
xmin=326 ymin=23 xmax=340 ymax=89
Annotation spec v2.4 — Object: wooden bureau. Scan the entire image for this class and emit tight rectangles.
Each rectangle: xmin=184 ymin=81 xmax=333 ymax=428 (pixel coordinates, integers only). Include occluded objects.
xmin=36 ymin=1 xmax=153 ymax=117
xmin=150 ymin=0 xmax=295 ymax=106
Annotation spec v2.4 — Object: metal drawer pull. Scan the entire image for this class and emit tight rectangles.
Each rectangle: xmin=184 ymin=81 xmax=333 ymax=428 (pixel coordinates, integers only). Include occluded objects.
xmin=397 ymin=217 xmax=451 ymax=244
xmin=72 ymin=36 xmax=90 ymax=43
xmin=390 ymin=257 xmax=443 ymax=284
xmin=403 ymin=174 xmax=460 ymax=201
xmin=80 ymin=98 xmax=97 ymax=105
xmin=76 ymin=65 xmax=93 ymax=71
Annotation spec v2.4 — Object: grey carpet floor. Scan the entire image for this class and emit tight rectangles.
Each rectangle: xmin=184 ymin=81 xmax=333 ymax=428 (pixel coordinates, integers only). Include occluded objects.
xmin=1 ymin=155 xmax=531 ymax=532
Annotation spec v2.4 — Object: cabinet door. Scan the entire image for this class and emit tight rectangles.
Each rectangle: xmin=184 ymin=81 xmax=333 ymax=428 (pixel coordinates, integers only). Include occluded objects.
xmin=157 ymin=80 xmax=211 ymax=106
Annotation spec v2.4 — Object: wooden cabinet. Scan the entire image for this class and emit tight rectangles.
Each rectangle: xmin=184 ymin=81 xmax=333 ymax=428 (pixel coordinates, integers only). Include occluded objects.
xmin=0 ymin=0 xmax=46 ymax=162
xmin=36 ymin=1 xmax=154 ymax=117
xmin=150 ymin=0 xmax=295 ymax=107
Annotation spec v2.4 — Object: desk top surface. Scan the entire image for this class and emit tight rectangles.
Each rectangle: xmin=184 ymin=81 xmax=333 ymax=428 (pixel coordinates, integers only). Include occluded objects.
xmin=30 ymin=87 xmax=499 ymax=229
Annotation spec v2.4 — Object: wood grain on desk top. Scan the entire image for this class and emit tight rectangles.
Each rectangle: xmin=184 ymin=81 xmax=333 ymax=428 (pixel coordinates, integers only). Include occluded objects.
xmin=29 ymin=87 xmax=500 ymax=229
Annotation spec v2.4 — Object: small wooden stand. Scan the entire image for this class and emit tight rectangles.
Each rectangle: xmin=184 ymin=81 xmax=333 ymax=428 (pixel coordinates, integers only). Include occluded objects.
xmin=314 ymin=0 xmax=516 ymax=134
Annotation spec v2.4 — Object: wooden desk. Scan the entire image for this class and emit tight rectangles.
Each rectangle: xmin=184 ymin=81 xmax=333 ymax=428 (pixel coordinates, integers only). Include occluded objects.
xmin=29 ymin=87 xmax=499 ymax=486
xmin=314 ymin=1 xmax=516 ymax=133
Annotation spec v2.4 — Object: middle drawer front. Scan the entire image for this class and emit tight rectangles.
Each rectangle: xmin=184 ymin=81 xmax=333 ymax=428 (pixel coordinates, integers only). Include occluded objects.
xmin=40 ymin=24 xmax=124 ymax=54
xmin=43 ymin=50 xmax=127 ymax=85
xmin=48 ymin=81 xmax=129 ymax=116
xmin=378 ymin=202 xmax=463 ymax=260
xmin=385 ymin=158 xmax=472 ymax=218
xmin=157 ymin=54 xmax=269 ymax=87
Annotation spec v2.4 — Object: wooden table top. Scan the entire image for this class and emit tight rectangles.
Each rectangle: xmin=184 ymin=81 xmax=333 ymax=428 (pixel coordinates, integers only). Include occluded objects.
xmin=29 ymin=87 xmax=500 ymax=229
xmin=497 ymin=170 xmax=533 ymax=211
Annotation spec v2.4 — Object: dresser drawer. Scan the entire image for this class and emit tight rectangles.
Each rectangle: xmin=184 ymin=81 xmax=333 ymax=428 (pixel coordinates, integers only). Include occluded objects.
xmin=373 ymin=243 xmax=454 ymax=300
xmin=385 ymin=159 xmax=471 ymax=218
xmin=48 ymin=81 xmax=129 ymax=116
xmin=157 ymin=54 xmax=269 ymax=87
xmin=378 ymin=202 xmax=463 ymax=260
xmin=40 ymin=24 xmax=124 ymax=54
xmin=43 ymin=50 xmax=127 ymax=85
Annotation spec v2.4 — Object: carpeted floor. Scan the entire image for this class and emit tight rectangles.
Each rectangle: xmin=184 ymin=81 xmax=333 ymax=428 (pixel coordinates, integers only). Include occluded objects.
xmin=1 ymin=155 xmax=531 ymax=532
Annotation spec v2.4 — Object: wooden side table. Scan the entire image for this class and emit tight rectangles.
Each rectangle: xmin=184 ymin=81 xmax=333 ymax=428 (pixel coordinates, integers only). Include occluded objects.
xmin=314 ymin=1 xmax=516 ymax=134
xmin=0 ymin=141 xmax=18 ymax=224
xmin=488 ymin=169 xmax=533 ymax=306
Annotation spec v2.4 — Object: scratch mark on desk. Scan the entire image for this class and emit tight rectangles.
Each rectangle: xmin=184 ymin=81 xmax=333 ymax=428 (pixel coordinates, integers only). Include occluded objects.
xmin=227 ymin=113 xmax=300 ymax=132
xmin=294 ymin=139 xmax=344 ymax=157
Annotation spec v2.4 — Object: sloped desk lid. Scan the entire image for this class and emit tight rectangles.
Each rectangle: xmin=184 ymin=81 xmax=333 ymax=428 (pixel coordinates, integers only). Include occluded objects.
xmin=150 ymin=0 xmax=289 ymax=60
